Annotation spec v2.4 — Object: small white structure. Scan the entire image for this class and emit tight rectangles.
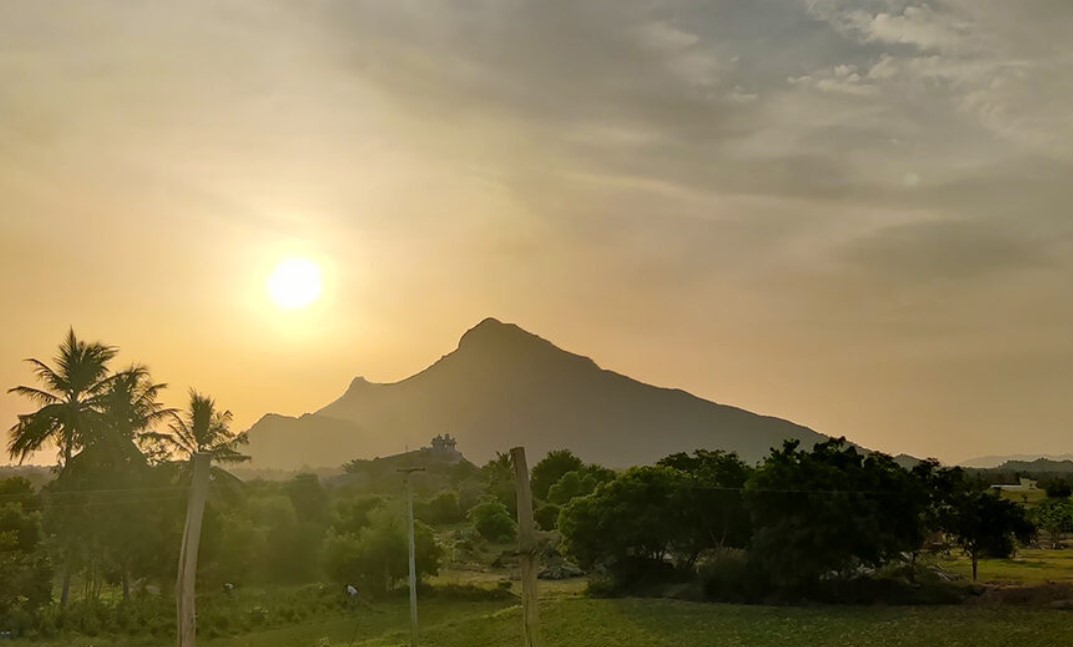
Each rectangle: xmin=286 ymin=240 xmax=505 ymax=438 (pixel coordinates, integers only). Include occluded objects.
xmin=991 ymin=477 xmax=1038 ymax=491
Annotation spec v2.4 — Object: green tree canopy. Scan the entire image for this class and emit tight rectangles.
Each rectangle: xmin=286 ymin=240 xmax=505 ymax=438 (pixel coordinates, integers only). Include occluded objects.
xmin=745 ymin=439 xmax=926 ymax=591
xmin=531 ymin=449 xmax=585 ymax=501
xmin=947 ymin=487 xmax=1034 ymax=581
xmin=468 ymin=498 xmax=517 ymax=542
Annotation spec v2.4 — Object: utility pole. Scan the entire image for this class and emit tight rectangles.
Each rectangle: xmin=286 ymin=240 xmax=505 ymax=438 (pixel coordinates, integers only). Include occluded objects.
xmin=176 ymin=453 xmax=211 ymax=647
xmin=397 ymin=467 xmax=426 ymax=647
xmin=510 ymin=447 xmax=542 ymax=647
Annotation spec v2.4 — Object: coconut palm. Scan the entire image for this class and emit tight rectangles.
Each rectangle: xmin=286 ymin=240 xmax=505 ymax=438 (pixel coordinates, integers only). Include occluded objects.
xmin=143 ymin=389 xmax=250 ymax=465
xmin=7 ymin=329 xmax=118 ymax=464
xmin=101 ymin=365 xmax=173 ymax=453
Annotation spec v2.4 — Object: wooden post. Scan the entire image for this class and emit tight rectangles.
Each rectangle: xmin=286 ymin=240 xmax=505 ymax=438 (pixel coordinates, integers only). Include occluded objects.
xmin=398 ymin=467 xmax=426 ymax=647
xmin=176 ymin=453 xmax=211 ymax=647
xmin=511 ymin=447 xmax=542 ymax=647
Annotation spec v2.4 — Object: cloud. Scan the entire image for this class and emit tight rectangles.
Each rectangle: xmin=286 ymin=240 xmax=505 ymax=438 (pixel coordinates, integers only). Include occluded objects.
xmin=3 ymin=0 xmax=1073 ymax=460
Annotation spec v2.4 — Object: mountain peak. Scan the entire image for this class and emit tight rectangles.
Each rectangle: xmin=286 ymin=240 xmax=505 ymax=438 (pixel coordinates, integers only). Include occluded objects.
xmin=458 ymin=317 xmax=544 ymax=350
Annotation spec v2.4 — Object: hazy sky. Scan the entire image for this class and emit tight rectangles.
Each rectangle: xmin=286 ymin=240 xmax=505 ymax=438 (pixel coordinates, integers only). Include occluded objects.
xmin=3 ymin=0 xmax=1072 ymax=465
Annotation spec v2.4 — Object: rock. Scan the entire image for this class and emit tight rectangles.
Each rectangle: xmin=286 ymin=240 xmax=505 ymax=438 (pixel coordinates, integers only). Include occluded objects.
xmin=538 ymin=563 xmax=585 ymax=580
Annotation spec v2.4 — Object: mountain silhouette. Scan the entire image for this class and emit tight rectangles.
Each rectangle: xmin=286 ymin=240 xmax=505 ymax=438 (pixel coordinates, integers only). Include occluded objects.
xmin=244 ymin=317 xmax=830 ymax=469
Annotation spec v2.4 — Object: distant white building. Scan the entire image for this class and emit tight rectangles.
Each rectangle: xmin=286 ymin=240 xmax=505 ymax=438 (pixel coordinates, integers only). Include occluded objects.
xmin=991 ymin=477 xmax=1038 ymax=491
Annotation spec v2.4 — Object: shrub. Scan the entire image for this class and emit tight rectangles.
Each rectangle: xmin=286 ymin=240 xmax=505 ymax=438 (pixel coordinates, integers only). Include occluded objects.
xmin=426 ymin=491 xmax=465 ymax=525
xmin=698 ymin=550 xmax=768 ymax=603
xmin=533 ymin=503 xmax=561 ymax=531
xmin=468 ymin=500 xmax=517 ymax=543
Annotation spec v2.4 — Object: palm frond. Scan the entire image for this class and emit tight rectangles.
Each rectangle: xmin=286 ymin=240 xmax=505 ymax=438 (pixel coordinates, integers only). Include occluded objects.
xmin=24 ymin=358 xmax=68 ymax=394
xmin=7 ymin=385 xmax=61 ymax=405
xmin=7 ymin=408 xmax=63 ymax=462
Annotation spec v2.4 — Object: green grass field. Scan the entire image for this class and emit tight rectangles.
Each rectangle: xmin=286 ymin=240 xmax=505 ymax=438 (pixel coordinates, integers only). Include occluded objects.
xmin=16 ymin=549 xmax=1073 ymax=647
xmin=942 ymin=548 xmax=1073 ymax=585
xmin=14 ymin=596 xmax=1073 ymax=647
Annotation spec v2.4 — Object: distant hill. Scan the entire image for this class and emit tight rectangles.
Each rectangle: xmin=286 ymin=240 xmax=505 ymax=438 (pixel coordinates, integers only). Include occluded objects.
xmin=960 ymin=454 xmax=1073 ymax=469
xmin=0 ymin=465 xmax=54 ymax=489
xmin=245 ymin=317 xmax=832 ymax=469
xmin=243 ymin=413 xmax=370 ymax=471
xmin=989 ymin=458 xmax=1073 ymax=474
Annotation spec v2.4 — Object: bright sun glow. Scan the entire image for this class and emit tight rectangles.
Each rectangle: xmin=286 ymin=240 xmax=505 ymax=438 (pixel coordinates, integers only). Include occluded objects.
xmin=267 ymin=257 xmax=323 ymax=310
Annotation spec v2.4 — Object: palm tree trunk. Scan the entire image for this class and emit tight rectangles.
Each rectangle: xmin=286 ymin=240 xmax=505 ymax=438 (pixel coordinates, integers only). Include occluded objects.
xmin=60 ymin=560 xmax=72 ymax=607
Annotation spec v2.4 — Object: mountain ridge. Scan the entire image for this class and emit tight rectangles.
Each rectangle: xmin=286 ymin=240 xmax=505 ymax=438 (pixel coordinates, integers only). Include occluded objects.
xmin=245 ymin=317 xmax=832 ymax=469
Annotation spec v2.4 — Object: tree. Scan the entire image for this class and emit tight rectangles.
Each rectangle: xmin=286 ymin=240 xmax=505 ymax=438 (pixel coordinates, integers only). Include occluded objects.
xmin=531 ymin=449 xmax=585 ymax=501
xmin=1043 ymin=478 xmax=1073 ymax=499
xmin=1033 ymin=497 xmax=1073 ymax=549
xmin=559 ymin=466 xmax=685 ymax=587
xmin=323 ymin=510 xmax=442 ymax=594
xmin=658 ymin=450 xmax=753 ymax=565
xmin=101 ymin=365 xmax=172 ymax=446
xmin=947 ymin=487 xmax=1034 ymax=580
xmin=7 ymin=329 xmax=118 ymax=464
xmin=468 ymin=499 xmax=517 ymax=542
xmin=546 ymin=471 xmax=597 ymax=506
xmin=424 ymin=490 xmax=464 ymax=525
xmin=533 ymin=502 xmax=561 ymax=531
xmin=94 ymin=365 xmax=174 ymax=599
xmin=143 ymin=389 xmax=249 ymax=465
xmin=44 ymin=431 xmax=154 ymax=603
xmin=745 ymin=439 xmax=926 ymax=592
xmin=479 ymin=452 xmax=517 ymax=513
xmin=332 ymin=496 xmax=385 ymax=535
xmin=142 ymin=389 xmax=250 ymax=498
xmin=0 ymin=478 xmax=52 ymax=624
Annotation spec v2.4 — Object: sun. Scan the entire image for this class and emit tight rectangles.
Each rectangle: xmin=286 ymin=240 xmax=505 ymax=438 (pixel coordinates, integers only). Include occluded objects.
xmin=267 ymin=257 xmax=323 ymax=310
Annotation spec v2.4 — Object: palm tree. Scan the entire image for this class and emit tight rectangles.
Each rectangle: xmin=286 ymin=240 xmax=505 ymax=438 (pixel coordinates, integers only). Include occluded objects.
xmin=102 ymin=364 xmax=173 ymax=452
xmin=146 ymin=389 xmax=249 ymax=463
xmin=7 ymin=329 xmax=118 ymax=465
xmin=141 ymin=390 xmax=250 ymax=505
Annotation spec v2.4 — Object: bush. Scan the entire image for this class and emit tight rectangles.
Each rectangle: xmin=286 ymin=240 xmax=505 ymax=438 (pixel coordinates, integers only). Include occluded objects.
xmin=534 ymin=503 xmax=561 ymax=531
xmin=426 ymin=491 xmax=465 ymax=525
xmin=699 ymin=551 xmax=769 ymax=603
xmin=468 ymin=500 xmax=517 ymax=543
xmin=323 ymin=510 xmax=443 ymax=594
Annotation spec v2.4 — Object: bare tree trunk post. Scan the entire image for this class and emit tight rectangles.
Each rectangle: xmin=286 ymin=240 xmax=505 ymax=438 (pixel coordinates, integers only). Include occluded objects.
xmin=176 ymin=453 xmax=211 ymax=647
xmin=60 ymin=559 xmax=72 ymax=607
xmin=406 ymin=475 xmax=418 ymax=647
xmin=511 ymin=447 xmax=542 ymax=647
xmin=397 ymin=467 xmax=426 ymax=647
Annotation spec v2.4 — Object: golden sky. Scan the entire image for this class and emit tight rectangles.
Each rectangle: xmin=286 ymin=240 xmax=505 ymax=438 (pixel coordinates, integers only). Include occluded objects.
xmin=3 ymin=0 xmax=1073 ymax=465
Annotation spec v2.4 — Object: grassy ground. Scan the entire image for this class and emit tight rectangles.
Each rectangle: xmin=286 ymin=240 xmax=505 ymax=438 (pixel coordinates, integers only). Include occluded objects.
xmin=14 ymin=596 xmax=1073 ymax=647
xmin=15 ymin=551 xmax=1073 ymax=647
xmin=941 ymin=548 xmax=1073 ymax=585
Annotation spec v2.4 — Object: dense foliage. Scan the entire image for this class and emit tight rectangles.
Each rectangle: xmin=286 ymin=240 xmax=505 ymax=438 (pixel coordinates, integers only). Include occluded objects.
xmin=559 ymin=440 xmax=1037 ymax=598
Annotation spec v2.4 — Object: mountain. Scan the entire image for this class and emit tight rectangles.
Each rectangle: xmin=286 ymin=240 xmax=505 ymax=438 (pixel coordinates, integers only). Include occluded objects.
xmin=960 ymin=454 xmax=1073 ymax=469
xmin=986 ymin=458 xmax=1073 ymax=474
xmin=244 ymin=317 xmax=831 ymax=469
xmin=242 ymin=413 xmax=369 ymax=471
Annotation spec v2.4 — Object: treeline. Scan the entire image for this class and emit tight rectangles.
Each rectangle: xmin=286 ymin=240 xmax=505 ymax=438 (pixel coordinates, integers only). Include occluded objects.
xmin=540 ymin=442 xmax=1037 ymax=601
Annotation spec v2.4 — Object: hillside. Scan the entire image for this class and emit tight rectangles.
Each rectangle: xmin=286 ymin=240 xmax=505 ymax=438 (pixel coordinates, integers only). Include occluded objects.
xmin=991 ymin=458 xmax=1073 ymax=474
xmin=243 ymin=413 xmax=369 ymax=471
xmin=961 ymin=454 xmax=1073 ymax=469
xmin=245 ymin=317 xmax=830 ymax=469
